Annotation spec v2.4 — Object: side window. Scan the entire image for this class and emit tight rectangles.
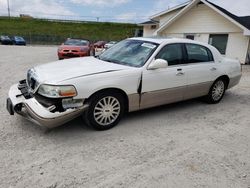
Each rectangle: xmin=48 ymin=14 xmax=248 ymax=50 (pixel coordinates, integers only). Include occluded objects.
xmin=186 ymin=44 xmax=213 ymax=63
xmin=155 ymin=44 xmax=183 ymax=66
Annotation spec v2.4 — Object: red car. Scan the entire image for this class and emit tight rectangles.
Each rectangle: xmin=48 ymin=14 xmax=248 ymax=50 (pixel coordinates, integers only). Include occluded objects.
xmin=58 ymin=39 xmax=95 ymax=60
xmin=93 ymin=41 xmax=107 ymax=48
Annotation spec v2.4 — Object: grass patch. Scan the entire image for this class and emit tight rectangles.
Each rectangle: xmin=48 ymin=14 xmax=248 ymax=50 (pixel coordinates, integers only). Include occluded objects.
xmin=0 ymin=17 xmax=141 ymax=44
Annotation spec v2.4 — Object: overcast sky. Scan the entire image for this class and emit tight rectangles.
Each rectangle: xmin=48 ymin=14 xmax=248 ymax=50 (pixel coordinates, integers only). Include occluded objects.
xmin=0 ymin=0 xmax=250 ymax=23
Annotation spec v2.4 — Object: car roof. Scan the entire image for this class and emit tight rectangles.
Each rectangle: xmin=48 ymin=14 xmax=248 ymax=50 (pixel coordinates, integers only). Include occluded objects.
xmin=130 ymin=37 xmax=208 ymax=46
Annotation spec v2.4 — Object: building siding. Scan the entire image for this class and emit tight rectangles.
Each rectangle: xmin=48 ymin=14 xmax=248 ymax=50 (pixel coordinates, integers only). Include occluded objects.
xmin=143 ymin=25 xmax=159 ymax=37
xmin=160 ymin=4 xmax=242 ymax=34
xmin=155 ymin=3 xmax=249 ymax=63
xmin=159 ymin=9 xmax=181 ymax=27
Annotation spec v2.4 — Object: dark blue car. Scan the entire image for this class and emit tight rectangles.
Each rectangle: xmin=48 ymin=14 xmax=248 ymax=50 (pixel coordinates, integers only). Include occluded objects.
xmin=12 ymin=36 xmax=26 ymax=45
xmin=0 ymin=35 xmax=12 ymax=45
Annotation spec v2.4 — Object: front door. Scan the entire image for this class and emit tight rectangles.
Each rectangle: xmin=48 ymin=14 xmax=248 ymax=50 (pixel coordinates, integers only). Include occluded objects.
xmin=141 ymin=43 xmax=188 ymax=109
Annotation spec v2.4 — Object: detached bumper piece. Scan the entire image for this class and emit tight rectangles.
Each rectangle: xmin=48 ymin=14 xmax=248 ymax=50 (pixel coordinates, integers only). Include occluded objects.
xmin=7 ymin=81 xmax=88 ymax=128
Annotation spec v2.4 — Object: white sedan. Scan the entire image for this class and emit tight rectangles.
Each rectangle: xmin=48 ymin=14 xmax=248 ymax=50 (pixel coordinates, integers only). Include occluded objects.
xmin=7 ymin=37 xmax=242 ymax=130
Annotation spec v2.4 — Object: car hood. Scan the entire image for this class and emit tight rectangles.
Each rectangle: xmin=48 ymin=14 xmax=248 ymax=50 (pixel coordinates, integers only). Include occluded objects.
xmin=33 ymin=57 xmax=133 ymax=84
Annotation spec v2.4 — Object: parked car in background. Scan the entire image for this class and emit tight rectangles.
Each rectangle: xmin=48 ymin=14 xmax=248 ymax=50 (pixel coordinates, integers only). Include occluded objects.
xmin=12 ymin=36 xmax=26 ymax=45
xmin=104 ymin=41 xmax=117 ymax=49
xmin=0 ymin=35 xmax=12 ymax=45
xmin=57 ymin=38 xmax=95 ymax=60
xmin=7 ymin=38 xmax=242 ymax=131
xmin=94 ymin=41 xmax=106 ymax=48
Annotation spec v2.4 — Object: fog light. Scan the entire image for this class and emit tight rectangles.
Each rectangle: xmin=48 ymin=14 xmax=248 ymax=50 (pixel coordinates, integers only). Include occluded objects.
xmin=62 ymin=99 xmax=84 ymax=110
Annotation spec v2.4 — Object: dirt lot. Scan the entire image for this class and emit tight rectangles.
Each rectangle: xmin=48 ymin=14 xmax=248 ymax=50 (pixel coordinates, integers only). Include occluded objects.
xmin=0 ymin=45 xmax=250 ymax=188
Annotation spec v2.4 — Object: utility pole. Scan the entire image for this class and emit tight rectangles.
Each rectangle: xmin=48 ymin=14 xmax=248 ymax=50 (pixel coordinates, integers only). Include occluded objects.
xmin=7 ymin=0 xmax=10 ymax=18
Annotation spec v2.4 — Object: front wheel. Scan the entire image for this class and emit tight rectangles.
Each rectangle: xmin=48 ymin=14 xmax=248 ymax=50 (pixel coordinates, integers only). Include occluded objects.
xmin=205 ymin=79 xmax=226 ymax=104
xmin=84 ymin=92 xmax=125 ymax=130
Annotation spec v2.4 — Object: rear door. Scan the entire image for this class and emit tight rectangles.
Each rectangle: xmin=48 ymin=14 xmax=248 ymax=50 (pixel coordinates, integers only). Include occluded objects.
xmin=183 ymin=43 xmax=220 ymax=99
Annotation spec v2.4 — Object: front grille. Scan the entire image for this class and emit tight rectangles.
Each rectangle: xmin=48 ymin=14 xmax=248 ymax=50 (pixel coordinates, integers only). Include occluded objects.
xmin=62 ymin=53 xmax=80 ymax=57
xmin=63 ymin=50 xmax=78 ymax=53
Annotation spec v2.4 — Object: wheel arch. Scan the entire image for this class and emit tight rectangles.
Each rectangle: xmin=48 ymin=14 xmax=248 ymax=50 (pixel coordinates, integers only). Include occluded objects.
xmin=215 ymin=75 xmax=230 ymax=89
xmin=85 ymin=88 xmax=129 ymax=113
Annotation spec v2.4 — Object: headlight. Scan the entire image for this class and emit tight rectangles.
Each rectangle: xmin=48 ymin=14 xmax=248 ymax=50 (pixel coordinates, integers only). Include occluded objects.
xmin=38 ymin=84 xmax=77 ymax=98
xmin=80 ymin=47 xmax=88 ymax=52
xmin=58 ymin=47 xmax=63 ymax=52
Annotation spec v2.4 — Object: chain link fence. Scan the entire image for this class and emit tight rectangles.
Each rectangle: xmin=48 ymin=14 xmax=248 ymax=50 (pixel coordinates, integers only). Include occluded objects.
xmin=7 ymin=31 xmax=137 ymax=45
xmin=23 ymin=34 xmax=65 ymax=45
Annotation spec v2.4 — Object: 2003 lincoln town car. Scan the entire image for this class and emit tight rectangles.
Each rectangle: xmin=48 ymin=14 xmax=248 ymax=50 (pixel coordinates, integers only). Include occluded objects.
xmin=7 ymin=37 xmax=242 ymax=130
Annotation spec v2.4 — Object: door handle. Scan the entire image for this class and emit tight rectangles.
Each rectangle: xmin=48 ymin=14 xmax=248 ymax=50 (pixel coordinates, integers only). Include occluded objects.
xmin=210 ymin=67 xmax=217 ymax=71
xmin=176 ymin=72 xmax=184 ymax=76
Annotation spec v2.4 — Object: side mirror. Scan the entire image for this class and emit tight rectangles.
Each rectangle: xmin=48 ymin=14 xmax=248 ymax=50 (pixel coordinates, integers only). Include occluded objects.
xmin=148 ymin=59 xmax=168 ymax=70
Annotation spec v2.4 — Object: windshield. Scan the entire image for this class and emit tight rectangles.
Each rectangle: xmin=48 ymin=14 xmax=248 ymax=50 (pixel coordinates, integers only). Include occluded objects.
xmin=64 ymin=39 xmax=89 ymax=46
xmin=2 ymin=36 xmax=10 ymax=39
xmin=15 ymin=37 xmax=24 ymax=40
xmin=99 ymin=39 xmax=158 ymax=67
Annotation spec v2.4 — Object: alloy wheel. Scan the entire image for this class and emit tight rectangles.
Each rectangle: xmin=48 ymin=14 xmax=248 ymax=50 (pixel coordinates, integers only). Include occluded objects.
xmin=212 ymin=80 xmax=225 ymax=101
xmin=93 ymin=96 xmax=121 ymax=126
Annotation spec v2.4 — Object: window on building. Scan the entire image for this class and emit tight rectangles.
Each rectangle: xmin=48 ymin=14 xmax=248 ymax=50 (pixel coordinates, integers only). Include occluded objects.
xmin=185 ymin=43 xmax=214 ymax=63
xmin=155 ymin=43 xmax=184 ymax=66
xmin=185 ymin=34 xmax=195 ymax=40
xmin=151 ymin=25 xmax=157 ymax=29
xmin=209 ymin=34 xmax=228 ymax=55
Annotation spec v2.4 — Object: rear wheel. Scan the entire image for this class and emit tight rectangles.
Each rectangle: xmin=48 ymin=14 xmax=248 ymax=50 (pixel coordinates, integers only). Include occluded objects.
xmin=205 ymin=79 xmax=226 ymax=104
xmin=84 ymin=92 xmax=125 ymax=130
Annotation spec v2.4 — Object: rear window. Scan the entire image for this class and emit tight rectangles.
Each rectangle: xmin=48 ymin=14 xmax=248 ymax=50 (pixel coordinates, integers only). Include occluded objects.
xmin=186 ymin=44 xmax=214 ymax=63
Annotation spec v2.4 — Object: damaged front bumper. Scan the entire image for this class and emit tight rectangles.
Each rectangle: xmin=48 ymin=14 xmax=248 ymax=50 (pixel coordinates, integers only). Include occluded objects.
xmin=6 ymin=82 xmax=88 ymax=128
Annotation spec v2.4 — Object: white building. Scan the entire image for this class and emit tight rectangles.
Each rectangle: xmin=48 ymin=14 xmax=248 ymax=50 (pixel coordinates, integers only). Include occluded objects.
xmin=139 ymin=0 xmax=250 ymax=64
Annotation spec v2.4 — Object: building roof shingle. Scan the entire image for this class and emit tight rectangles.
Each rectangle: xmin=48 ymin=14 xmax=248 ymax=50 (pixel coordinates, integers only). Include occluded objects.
xmin=141 ymin=0 xmax=250 ymax=30
xmin=207 ymin=1 xmax=250 ymax=30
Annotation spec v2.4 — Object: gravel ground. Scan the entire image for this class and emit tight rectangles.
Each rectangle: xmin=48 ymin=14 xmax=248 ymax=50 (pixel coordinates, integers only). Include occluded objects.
xmin=0 ymin=45 xmax=250 ymax=188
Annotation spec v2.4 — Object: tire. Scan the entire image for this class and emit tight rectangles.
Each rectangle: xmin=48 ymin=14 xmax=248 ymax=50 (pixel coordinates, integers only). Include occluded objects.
xmin=205 ymin=79 xmax=226 ymax=104
xmin=84 ymin=91 xmax=125 ymax=130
